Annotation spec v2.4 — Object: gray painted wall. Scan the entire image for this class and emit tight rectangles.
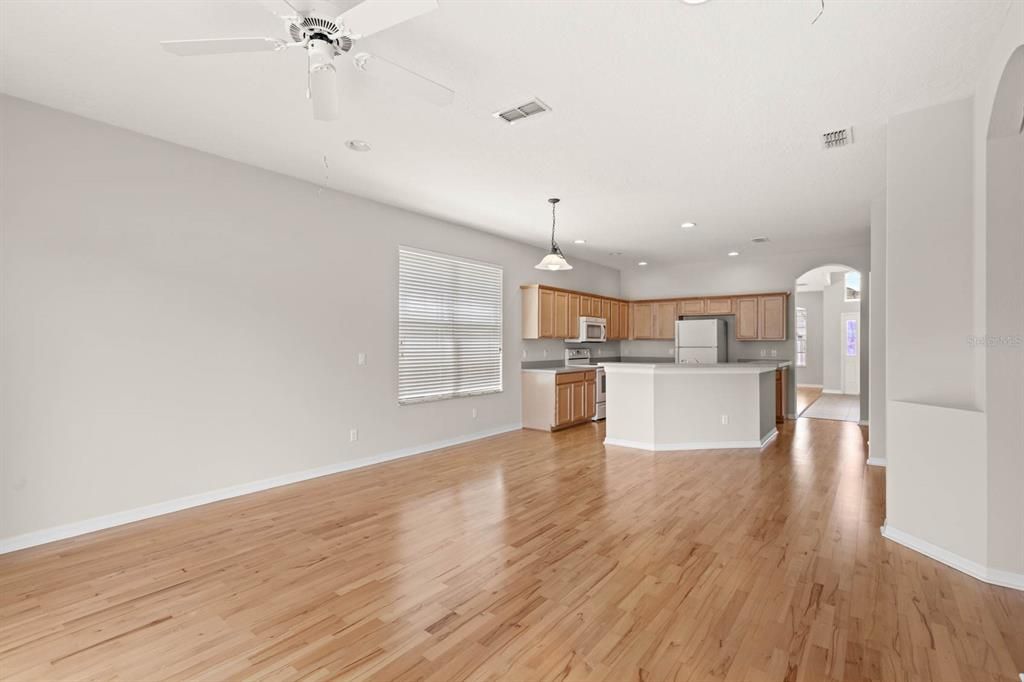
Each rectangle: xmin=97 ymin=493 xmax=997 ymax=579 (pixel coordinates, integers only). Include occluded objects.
xmin=0 ymin=96 xmax=625 ymax=541
xmin=795 ymin=291 xmax=823 ymax=386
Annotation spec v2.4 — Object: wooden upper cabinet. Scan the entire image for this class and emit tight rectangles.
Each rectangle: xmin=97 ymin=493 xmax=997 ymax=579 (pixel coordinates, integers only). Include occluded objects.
xmin=580 ymin=295 xmax=592 ymax=317
xmin=705 ymin=297 xmax=734 ymax=315
xmin=608 ymin=301 xmax=620 ymax=339
xmin=654 ymin=301 xmax=677 ymax=339
xmin=735 ymin=296 xmax=759 ymax=340
xmin=568 ymin=293 xmax=580 ymax=336
xmin=678 ymin=298 xmax=706 ymax=316
xmin=758 ymin=294 xmax=787 ymax=340
xmin=601 ymin=298 xmax=612 ymax=324
xmin=631 ymin=302 xmax=655 ymax=339
xmin=619 ymin=303 xmax=629 ymax=340
xmin=554 ymin=290 xmax=570 ymax=338
xmin=538 ymin=288 xmax=556 ymax=338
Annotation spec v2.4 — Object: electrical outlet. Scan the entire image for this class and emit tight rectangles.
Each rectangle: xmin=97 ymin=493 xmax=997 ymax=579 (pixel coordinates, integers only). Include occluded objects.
xmin=349 ymin=428 xmax=358 ymax=442
xmin=543 ymin=349 xmax=548 ymax=358
xmin=721 ymin=415 xmax=729 ymax=425
xmin=357 ymin=352 xmax=366 ymax=366
xmin=760 ymin=348 xmax=767 ymax=357
xmin=471 ymin=407 xmax=478 ymax=419
xmin=522 ymin=348 xmax=527 ymax=360
xmin=770 ymin=349 xmax=777 ymax=357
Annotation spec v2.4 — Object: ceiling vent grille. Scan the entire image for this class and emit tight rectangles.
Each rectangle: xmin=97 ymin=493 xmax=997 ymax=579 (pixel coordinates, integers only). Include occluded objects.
xmin=494 ymin=98 xmax=551 ymax=125
xmin=822 ymin=127 xmax=853 ymax=149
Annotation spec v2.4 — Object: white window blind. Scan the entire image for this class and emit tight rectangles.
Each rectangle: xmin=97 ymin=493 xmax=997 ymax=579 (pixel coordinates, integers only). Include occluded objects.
xmin=398 ymin=247 xmax=503 ymax=404
xmin=796 ymin=307 xmax=808 ymax=367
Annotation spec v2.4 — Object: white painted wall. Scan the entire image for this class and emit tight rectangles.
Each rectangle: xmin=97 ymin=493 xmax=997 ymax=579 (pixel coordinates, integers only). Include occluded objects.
xmin=620 ymin=245 xmax=871 ymax=419
xmin=0 ymin=96 xmax=623 ymax=543
xmin=822 ymin=273 xmax=860 ymax=393
xmin=887 ymin=97 xmax=977 ymax=410
xmin=982 ymin=38 xmax=1024 ymax=578
xmin=868 ymin=192 xmax=887 ymax=462
xmin=795 ymin=291 xmax=823 ymax=386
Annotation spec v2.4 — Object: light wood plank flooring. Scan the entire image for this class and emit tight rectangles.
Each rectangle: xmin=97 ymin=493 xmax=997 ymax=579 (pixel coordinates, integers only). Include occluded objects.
xmin=796 ymin=385 xmax=824 ymax=415
xmin=1 ymin=420 xmax=1021 ymax=681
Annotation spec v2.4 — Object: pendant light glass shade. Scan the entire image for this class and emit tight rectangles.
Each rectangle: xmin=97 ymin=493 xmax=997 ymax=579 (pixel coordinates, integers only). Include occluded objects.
xmin=535 ymin=251 xmax=573 ymax=270
xmin=534 ymin=197 xmax=573 ymax=271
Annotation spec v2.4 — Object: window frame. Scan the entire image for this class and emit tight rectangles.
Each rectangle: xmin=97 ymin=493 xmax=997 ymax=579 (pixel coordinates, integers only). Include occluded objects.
xmin=795 ymin=306 xmax=808 ymax=368
xmin=397 ymin=246 xmax=504 ymax=405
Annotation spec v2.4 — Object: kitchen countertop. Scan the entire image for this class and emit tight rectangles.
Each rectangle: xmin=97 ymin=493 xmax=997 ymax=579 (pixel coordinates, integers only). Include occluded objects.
xmin=600 ymin=362 xmax=777 ymax=374
xmin=521 ymin=366 xmax=599 ymax=375
xmin=734 ymin=359 xmax=794 ymax=368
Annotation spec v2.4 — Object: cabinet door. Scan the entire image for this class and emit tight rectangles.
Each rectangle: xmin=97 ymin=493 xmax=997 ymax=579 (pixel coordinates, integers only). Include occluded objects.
xmin=584 ymin=380 xmax=597 ymax=419
xmin=759 ymin=294 xmax=787 ymax=340
xmin=571 ymin=381 xmax=586 ymax=422
xmin=555 ymin=383 xmax=573 ymax=427
xmin=654 ymin=301 xmax=678 ymax=339
xmin=601 ymin=298 xmax=612 ymax=324
xmin=607 ymin=301 xmax=619 ymax=339
xmin=554 ymin=290 xmax=570 ymax=338
xmin=619 ymin=303 xmax=630 ymax=340
xmin=568 ymin=293 xmax=580 ymax=337
xmin=735 ymin=297 xmax=759 ymax=340
xmin=678 ymin=298 xmax=706 ymax=315
xmin=705 ymin=297 xmax=733 ymax=315
xmin=539 ymin=288 xmax=556 ymax=338
xmin=631 ymin=303 xmax=654 ymax=339
xmin=579 ymin=296 xmax=591 ymax=317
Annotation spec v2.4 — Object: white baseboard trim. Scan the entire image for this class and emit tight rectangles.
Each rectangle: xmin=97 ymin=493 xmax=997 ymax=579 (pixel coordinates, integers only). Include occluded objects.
xmin=796 ymin=383 xmax=823 ymax=388
xmin=858 ymin=419 xmax=870 ymax=426
xmin=0 ymin=423 xmax=523 ymax=555
xmin=604 ymin=429 xmax=776 ymax=452
xmin=822 ymin=388 xmax=844 ymax=394
xmin=881 ymin=523 xmax=1024 ymax=591
xmin=865 ymin=457 xmax=887 ymax=467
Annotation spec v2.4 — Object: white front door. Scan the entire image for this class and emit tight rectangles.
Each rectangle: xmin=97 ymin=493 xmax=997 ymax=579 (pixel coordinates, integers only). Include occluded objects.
xmin=841 ymin=312 xmax=860 ymax=395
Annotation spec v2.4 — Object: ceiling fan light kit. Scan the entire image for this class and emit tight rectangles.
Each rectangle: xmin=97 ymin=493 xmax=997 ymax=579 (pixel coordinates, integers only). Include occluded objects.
xmin=535 ymin=198 xmax=573 ymax=271
xmin=160 ymin=0 xmax=453 ymax=121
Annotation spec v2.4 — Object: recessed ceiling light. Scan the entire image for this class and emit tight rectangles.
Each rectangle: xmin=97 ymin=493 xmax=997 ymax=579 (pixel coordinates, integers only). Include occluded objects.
xmin=345 ymin=140 xmax=372 ymax=152
xmin=573 ymin=239 xmax=586 ymax=244
xmin=681 ymin=222 xmax=697 ymax=229
xmin=727 ymin=251 xmax=740 ymax=257
xmin=638 ymin=261 xmax=648 ymax=266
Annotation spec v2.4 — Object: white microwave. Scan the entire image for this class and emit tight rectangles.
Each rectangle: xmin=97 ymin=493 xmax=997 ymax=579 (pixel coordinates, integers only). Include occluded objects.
xmin=574 ymin=316 xmax=607 ymax=343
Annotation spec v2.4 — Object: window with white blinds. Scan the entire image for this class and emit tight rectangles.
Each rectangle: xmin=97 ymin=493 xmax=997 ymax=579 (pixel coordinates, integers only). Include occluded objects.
xmin=398 ymin=247 xmax=503 ymax=404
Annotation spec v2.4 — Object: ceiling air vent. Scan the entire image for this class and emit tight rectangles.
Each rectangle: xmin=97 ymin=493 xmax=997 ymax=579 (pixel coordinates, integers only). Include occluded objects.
xmin=822 ymin=127 xmax=853 ymax=149
xmin=493 ymin=98 xmax=551 ymax=125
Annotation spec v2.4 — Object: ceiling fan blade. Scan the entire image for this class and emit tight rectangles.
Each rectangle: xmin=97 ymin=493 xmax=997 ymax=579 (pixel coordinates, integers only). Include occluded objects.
xmin=338 ymin=0 xmax=437 ymax=38
xmin=161 ymin=38 xmax=285 ymax=57
xmin=353 ymin=52 xmax=454 ymax=107
xmin=309 ymin=64 xmax=340 ymax=120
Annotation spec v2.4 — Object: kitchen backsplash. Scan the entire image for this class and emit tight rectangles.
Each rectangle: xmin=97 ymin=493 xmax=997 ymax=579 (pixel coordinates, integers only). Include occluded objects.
xmin=520 ymin=339 xmax=621 ymax=363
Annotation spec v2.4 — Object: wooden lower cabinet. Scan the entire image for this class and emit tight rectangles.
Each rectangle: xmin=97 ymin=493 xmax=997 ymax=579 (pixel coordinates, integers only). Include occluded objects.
xmin=775 ymin=366 xmax=788 ymax=424
xmin=524 ymin=370 xmax=597 ymax=431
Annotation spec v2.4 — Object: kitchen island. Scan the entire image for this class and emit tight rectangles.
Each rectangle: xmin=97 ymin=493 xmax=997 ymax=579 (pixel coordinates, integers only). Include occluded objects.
xmin=600 ymin=363 xmax=778 ymax=451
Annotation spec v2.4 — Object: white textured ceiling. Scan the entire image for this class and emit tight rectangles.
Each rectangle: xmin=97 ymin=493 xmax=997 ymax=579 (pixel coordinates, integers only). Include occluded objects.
xmin=0 ymin=0 xmax=1011 ymax=269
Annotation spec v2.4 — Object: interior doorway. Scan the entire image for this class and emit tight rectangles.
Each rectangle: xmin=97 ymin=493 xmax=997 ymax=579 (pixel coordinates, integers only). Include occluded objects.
xmin=794 ymin=264 xmax=862 ymax=422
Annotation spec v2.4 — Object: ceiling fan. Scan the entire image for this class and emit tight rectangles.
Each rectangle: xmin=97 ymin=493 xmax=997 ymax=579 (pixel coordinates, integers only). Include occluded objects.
xmin=160 ymin=0 xmax=454 ymax=121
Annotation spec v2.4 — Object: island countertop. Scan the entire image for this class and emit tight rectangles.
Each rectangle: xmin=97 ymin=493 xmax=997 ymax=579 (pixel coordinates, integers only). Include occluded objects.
xmin=599 ymin=362 xmax=777 ymax=374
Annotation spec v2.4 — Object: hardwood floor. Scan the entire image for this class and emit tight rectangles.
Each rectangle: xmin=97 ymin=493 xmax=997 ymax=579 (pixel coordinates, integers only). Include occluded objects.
xmin=797 ymin=385 xmax=824 ymax=415
xmin=1 ymin=420 xmax=1021 ymax=681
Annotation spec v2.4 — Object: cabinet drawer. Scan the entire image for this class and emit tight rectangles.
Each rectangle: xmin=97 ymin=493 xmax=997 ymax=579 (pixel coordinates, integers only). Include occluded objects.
xmin=556 ymin=371 xmax=587 ymax=384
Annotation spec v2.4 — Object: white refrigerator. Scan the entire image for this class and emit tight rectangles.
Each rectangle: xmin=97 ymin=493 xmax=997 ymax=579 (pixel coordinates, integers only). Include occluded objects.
xmin=675 ymin=319 xmax=728 ymax=364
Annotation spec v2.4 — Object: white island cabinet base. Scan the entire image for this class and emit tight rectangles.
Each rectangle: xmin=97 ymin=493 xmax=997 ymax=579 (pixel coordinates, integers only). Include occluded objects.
xmin=600 ymin=363 xmax=778 ymax=451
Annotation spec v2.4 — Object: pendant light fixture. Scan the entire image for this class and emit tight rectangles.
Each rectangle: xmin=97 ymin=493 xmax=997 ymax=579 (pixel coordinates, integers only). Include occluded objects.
xmin=534 ymin=197 xmax=573 ymax=271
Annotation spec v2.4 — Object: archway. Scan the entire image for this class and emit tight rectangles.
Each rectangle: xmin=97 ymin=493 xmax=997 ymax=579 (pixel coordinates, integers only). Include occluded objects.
xmin=793 ymin=264 xmax=863 ymax=422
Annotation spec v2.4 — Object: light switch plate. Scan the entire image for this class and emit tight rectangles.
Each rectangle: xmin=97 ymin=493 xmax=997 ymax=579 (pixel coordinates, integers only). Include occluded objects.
xmin=357 ymin=352 xmax=366 ymax=366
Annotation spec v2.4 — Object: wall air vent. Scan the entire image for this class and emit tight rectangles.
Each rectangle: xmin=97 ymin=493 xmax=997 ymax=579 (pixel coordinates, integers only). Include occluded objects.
xmin=493 ymin=98 xmax=551 ymax=125
xmin=822 ymin=127 xmax=853 ymax=149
